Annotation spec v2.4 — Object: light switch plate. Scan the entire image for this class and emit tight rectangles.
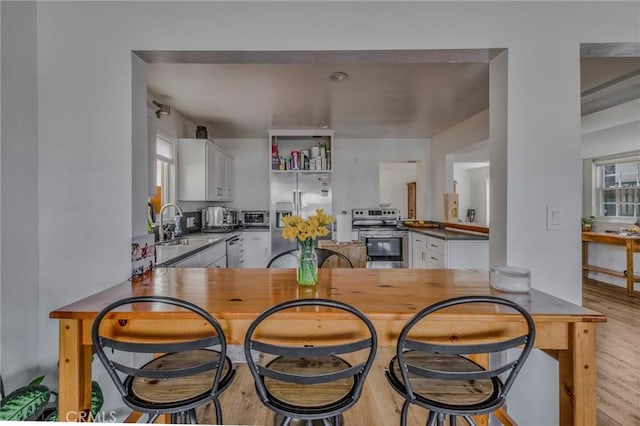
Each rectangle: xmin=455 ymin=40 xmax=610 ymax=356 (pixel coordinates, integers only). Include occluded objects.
xmin=546 ymin=204 xmax=561 ymax=231
xmin=186 ymin=217 xmax=195 ymax=228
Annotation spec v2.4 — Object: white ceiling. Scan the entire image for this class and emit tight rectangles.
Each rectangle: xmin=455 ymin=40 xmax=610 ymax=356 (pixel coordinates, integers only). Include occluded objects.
xmin=142 ymin=47 xmax=640 ymax=140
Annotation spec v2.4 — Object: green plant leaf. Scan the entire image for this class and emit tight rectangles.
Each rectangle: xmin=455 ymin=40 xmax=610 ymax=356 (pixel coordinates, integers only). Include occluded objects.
xmin=45 ymin=409 xmax=58 ymax=422
xmin=0 ymin=385 xmax=50 ymax=421
xmin=28 ymin=375 xmax=46 ymax=386
xmin=40 ymin=382 xmax=102 ymax=422
xmin=91 ymin=381 xmax=104 ymax=417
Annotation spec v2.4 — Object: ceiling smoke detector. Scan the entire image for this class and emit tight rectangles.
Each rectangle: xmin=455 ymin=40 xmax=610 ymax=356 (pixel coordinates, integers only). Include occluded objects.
xmin=328 ymin=71 xmax=349 ymax=82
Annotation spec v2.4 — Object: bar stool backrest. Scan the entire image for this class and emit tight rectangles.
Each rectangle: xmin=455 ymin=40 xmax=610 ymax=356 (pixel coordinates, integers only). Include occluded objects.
xmin=396 ymin=295 xmax=536 ymax=407
xmin=91 ymin=296 xmax=228 ymax=401
xmin=243 ymin=298 xmax=377 ymax=421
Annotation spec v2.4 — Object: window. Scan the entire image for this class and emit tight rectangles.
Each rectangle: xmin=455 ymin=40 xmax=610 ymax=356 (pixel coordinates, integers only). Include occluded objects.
xmin=149 ymin=133 xmax=176 ymax=221
xmin=595 ymin=156 xmax=640 ymax=219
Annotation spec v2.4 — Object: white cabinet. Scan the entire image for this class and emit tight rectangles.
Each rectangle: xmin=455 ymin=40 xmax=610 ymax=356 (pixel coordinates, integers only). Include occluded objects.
xmin=178 ymin=138 xmax=235 ymax=201
xmin=426 ymin=237 xmax=445 ymax=268
xmin=169 ymin=241 xmax=227 ymax=268
xmin=224 ymin=154 xmax=235 ymax=200
xmin=209 ymin=255 xmax=227 ymax=268
xmin=268 ymin=128 xmax=334 ymax=172
xmin=199 ymin=243 xmax=227 ymax=268
xmin=445 ymin=240 xmax=489 ymax=269
xmin=410 ymin=231 xmax=489 ymax=269
xmin=171 ymin=252 xmax=202 ymax=268
xmin=411 ymin=232 xmax=427 ymax=268
xmin=242 ymin=231 xmax=270 ymax=268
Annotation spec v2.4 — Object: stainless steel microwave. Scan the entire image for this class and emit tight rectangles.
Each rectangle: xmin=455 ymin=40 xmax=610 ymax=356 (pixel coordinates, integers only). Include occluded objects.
xmin=241 ymin=210 xmax=269 ymax=227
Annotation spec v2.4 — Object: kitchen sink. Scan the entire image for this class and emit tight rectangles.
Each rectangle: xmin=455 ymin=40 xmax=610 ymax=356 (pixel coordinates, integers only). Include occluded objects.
xmin=159 ymin=238 xmax=190 ymax=246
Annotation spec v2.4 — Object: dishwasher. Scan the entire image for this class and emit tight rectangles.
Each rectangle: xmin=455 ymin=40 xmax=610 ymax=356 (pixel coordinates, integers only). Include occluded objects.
xmin=226 ymin=235 xmax=244 ymax=268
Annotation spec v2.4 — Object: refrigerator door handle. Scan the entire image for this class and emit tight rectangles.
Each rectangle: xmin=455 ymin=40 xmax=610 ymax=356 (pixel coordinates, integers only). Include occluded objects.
xmin=298 ymin=191 xmax=303 ymax=213
xmin=292 ymin=190 xmax=298 ymax=214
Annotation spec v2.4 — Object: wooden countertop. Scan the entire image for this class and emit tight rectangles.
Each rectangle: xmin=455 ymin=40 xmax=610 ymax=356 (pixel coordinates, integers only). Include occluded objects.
xmin=582 ymin=231 xmax=640 ymax=247
xmin=51 ymin=268 xmax=603 ymax=323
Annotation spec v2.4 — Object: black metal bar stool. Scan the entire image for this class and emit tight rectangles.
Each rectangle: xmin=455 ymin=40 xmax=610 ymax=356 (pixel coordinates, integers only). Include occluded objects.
xmin=92 ymin=296 xmax=236 ymax=424
xmin=385 ymin=295 xmax=536 ymax=426
xmin=244 ymin=298 xmax=377 ymax=425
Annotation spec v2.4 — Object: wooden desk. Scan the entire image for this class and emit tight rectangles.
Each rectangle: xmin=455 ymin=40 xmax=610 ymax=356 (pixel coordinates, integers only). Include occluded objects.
xmin=582 ymin=232 xmax=640 ymax=295
xmin=50 ymin=268 xmax=605 ymax=425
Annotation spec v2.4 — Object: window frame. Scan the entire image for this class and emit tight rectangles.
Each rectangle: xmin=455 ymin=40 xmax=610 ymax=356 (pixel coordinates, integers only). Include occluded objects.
xmin=593 ymin=154 xmax=640 ymax=221
xmin=155 ymin=131 xmax=177 ymax=222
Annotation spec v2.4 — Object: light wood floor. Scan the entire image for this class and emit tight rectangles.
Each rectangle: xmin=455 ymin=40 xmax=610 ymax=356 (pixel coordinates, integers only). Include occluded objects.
xmin=208 ymin=281 xmax=638 ymax=425
xmin=582 ymin=280 xmax=640 ymax=426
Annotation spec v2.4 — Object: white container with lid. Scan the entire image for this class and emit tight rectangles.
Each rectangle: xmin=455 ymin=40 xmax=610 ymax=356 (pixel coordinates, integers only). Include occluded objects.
xmin=490 ymin=266 xmax=531 ymax=293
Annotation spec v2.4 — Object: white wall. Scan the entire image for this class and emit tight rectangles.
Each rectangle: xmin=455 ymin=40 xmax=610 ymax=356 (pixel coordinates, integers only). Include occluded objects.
xmin=469 ymin=166 xmax=490 ymax=226
xmin=453 ymin=164 xmax=490 ymax=226
xmin=334 ymin=138 xmax=428 ymax=216
xmin=2 ymin=2 xmax=633 ymax=424
xmin=0 ymin=1 xmax=40 ymax=389
xmin=431 ymin=110 xmax=489 ymax=221
xmin=379 ymin=162 xmax=417 ymax=219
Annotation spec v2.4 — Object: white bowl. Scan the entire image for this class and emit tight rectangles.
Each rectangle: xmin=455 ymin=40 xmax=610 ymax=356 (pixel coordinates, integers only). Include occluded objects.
xmin=490 ymin=266 xmax=531 ymax=293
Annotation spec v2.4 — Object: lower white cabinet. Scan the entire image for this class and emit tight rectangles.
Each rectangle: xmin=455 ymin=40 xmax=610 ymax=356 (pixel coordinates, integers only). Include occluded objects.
xmin=171 ymin=253 xmax=201 ymax=268
xmin=242 ymin=231 xmax=270 ymax=268
xmin=170 ymin=242 xmax=227 ymax=268
xmin=199 ymin=243 xmax=227 ymax=268
xmin=411 ymin=233 xmax=427 ymax=268
xmin=410 ymin=231 xmax=489 ymax=269
xmin=209 ymin=255 xmax=227 ymax=268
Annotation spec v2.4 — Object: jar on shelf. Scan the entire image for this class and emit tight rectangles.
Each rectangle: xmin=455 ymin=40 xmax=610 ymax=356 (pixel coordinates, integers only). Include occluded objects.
xmin=195 ymin=126 xmax=208 ymax=139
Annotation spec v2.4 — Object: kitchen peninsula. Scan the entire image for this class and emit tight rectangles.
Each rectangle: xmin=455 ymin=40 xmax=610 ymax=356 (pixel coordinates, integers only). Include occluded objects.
xmin=50 ymin=268 xmax=604 ymax=425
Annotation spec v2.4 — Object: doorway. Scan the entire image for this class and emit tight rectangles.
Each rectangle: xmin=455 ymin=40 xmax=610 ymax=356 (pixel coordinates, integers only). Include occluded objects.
xmin=379 ymin=161 xmax=418 ymax=219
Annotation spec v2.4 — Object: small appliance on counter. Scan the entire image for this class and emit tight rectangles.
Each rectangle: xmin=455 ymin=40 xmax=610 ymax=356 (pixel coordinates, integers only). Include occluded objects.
xmin=201 ymin=206 xmax=238 ymax=232
xmin=241 ymin=210 xmax=270 ymax=228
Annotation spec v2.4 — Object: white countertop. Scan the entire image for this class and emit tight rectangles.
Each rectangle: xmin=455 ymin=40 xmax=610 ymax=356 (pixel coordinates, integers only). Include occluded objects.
xmin=155 ymin=232 xmax=238 ymax=265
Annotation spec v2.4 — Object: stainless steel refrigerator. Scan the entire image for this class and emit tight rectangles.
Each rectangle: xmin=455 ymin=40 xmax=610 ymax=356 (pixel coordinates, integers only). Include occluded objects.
xmin=270 ymin=172 xmax=333 ymax=257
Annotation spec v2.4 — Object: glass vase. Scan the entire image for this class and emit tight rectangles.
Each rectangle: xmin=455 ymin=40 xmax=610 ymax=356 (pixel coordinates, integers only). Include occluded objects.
xmin=296 ymin=239 xmax=318 ymax=286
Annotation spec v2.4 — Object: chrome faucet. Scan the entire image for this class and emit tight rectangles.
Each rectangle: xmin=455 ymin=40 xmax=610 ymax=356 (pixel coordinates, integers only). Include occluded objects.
xmin=158 ymin=203 xmax=184 ymax=242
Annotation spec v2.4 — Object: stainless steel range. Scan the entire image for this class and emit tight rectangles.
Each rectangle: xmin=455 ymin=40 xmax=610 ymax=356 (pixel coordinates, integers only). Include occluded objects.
xmin=352 ymin=208 xmax=408 ymax=269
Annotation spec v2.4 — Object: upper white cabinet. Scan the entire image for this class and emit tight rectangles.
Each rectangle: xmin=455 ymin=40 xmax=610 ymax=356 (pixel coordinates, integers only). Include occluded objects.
xmin=224 ymin=154 xmax=235 ymax=200
xmin=178 ymin=138 xmax=235 ymax=201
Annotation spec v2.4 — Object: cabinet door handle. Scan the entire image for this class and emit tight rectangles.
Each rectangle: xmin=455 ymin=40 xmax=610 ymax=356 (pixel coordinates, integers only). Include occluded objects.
xmin=422 ymin=252 xmax=425 ymax=261
xmin=430 ymin=256 xmax=438 ymax=261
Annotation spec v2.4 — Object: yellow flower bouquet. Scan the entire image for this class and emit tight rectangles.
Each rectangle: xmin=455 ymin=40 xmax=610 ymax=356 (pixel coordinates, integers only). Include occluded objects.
xmin=281 ymin=209 xmax=334 ymax=285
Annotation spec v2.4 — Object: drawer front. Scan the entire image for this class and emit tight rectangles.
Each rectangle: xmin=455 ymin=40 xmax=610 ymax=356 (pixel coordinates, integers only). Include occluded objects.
xmin=426 ymin=251 xmax=445 ymax=267
xmin=200 ymin=243 xmax=227 ymax=265
xmin=426 ymin=237 xmax=445 ymax=254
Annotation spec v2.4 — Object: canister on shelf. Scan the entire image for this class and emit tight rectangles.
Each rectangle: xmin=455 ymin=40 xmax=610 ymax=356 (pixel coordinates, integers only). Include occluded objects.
xmin=291 ymin=150 xmax=300 ymax=170
xmin=301 ymin=150 xmax=310 ymax=170
xmin=311 ymin=146 xmax=320 ymax=158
